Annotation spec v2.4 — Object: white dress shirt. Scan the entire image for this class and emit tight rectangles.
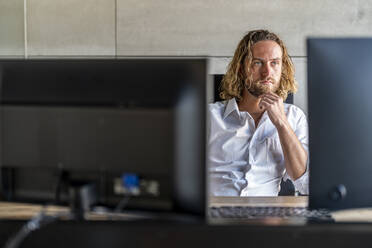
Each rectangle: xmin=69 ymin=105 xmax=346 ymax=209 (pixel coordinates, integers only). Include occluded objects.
xmin=208 ymin=98 xmax=309 ymax=196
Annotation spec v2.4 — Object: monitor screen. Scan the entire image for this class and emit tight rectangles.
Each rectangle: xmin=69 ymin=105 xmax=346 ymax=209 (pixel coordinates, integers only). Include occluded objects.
xmin=308 ymin=38 xmax=372 ymax=210
xmin=0 ymin=59 xmax=207 ymax=217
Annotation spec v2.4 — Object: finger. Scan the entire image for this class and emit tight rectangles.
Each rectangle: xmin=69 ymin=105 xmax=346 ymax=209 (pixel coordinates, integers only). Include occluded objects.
xmin=259 ymin=100 xmax=267 ymax=110
xmin=260 ymin=97 xmax=275 ymax=105
xmin=269 ymin=92 xmax=284 ymax=103
xmin=259 ymin=97 xmax=275 ymax=109
xmin=262 ymin=93 xmax=279 ymax=101
xmin=259 ymin=100 xmax=271 ymax=110
xmin=265 ymin=92 xmax=280 ymax=98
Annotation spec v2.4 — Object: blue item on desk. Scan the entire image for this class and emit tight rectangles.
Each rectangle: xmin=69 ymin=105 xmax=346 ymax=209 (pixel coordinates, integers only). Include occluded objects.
xmin=122 ymin=173 xmax=139 ymax=189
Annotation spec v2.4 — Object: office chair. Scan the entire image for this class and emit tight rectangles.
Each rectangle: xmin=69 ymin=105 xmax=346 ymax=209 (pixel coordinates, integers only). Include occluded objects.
xmin=278 ymin=178 xmax=296 ymax=196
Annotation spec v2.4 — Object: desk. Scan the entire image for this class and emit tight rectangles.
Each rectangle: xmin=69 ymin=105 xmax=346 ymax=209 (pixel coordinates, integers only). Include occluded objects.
xmin=210 ymin=196 xmax=308 ymax=207
xmin=2 ymin=219 xmax=372 ymax=248
xmin=1 ymin=197 xmax=372 ymax=222
xmin=2 ymin=199 xmax=372 ymax=248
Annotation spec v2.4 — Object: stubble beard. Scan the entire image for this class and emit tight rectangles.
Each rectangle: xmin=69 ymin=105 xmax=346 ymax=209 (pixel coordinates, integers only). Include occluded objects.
xmin=246 ymin=78 xmax=278 ymax=97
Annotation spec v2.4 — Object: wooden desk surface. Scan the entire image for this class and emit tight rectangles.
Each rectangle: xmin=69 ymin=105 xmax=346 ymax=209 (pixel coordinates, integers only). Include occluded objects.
xmin=209 ymin=196 xmax=308 ymax=207
xmin=2 ymin=197 xmax=372 ymax=223
xmin=0 ymin=202 xmax=147 ymax=221
xmin=0 ymin=202 xmax=69 ymax=220
xmin=1 ymin=197 xmax=307 ymax=220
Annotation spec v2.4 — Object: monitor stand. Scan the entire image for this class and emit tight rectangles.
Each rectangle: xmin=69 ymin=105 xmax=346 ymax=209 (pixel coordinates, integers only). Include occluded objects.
xmin=68 ymin=181 xmax=98 ymax=220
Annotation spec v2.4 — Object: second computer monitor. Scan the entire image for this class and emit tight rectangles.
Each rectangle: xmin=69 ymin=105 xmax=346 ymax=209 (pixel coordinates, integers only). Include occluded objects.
xmin=0 ymin=58 xmax=207 ymax=216
xmin=308 ymin=38 xmax=372 ymax=210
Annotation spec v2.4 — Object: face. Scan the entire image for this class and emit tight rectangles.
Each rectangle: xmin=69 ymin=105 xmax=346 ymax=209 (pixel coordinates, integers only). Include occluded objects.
xmin=244 ymin=40 xmax=283 ymax=97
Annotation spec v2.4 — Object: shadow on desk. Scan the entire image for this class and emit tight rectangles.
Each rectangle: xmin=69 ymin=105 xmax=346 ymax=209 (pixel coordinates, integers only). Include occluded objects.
xmin=2 ymin=220 xmax=372 ymax=248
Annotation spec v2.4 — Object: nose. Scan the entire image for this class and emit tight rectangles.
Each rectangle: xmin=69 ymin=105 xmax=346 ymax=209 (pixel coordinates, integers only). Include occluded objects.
xmin=261 ymin=62 xmax=271 ymax=77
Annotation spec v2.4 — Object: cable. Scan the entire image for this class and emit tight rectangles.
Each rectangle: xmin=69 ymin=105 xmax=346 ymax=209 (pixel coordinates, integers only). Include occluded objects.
xmin=54 ymin=169 xmax=69 ymax=205
xmin=114 ymin=195 xmax=131 ymax=213
xmin=3 ymin=206 xmax=71 ymax=248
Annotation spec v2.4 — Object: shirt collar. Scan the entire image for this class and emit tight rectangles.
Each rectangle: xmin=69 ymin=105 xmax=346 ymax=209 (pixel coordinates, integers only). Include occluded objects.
xmin=223 ymin=98 xmax=240 ymax=120
xmin=223 ymin=98 xmax=270 ymax=124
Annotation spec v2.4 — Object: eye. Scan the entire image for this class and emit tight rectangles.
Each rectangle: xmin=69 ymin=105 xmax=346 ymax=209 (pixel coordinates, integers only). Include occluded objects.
xmin=253 ymin=61 xmax=262 ymax=66
xmin=271 ymin=61 xmax=280 ymax=66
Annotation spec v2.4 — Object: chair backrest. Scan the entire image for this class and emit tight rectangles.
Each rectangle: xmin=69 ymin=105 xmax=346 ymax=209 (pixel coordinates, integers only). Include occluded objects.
xmin=278 ymin=179 xmax=295 ymax=196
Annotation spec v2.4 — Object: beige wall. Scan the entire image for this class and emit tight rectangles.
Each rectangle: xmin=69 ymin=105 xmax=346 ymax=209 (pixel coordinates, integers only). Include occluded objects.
xmin=2 ymin=0 xmax=372 ymax=112
xmin=0 ymin=0 xmax=24 ymax=56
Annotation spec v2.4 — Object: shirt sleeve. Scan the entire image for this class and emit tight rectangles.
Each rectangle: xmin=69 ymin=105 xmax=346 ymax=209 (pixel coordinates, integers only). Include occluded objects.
xmin=283 ymin=107 xmax=309 ymax=195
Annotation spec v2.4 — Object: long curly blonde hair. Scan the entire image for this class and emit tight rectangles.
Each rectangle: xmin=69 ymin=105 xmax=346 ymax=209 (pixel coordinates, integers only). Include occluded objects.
xmin=220 ymin=30 xmax=297 ymax=101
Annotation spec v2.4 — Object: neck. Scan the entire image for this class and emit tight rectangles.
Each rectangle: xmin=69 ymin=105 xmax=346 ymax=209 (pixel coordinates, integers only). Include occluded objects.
xmin=238 ymin=88 xmax=264 ymax=114
xmin=238 ymin=88 xmax=265 ymax=121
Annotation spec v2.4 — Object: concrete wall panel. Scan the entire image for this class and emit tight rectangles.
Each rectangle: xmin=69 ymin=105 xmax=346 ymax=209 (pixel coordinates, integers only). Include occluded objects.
xmin=0 ymin=0 xmax=24 ymax=56
xmin=117 ymin=0 xmax=372 ymax=56
xmin=27 ymin=0 xmax=115 ymax=56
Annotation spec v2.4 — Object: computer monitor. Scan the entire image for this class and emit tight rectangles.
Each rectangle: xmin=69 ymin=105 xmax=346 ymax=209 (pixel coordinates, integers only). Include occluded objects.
xmin=308 ymin=38 xmax=372 ymax=210
xmin=0 ymin=59 xmax=207 ymax=217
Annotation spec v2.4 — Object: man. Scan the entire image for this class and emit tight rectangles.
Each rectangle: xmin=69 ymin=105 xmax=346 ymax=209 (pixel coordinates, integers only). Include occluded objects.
xmin=208 ymin=30 xmax=308 ymax=196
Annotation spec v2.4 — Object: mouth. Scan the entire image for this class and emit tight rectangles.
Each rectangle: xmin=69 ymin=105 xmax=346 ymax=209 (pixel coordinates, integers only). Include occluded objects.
xmin=260 ymin=80 xmax=273 ymax=85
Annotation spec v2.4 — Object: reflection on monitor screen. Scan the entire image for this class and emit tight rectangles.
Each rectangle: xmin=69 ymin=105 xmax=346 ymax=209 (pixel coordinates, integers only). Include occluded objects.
xmin=0 ymin=59 xmax=207 ymax=217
